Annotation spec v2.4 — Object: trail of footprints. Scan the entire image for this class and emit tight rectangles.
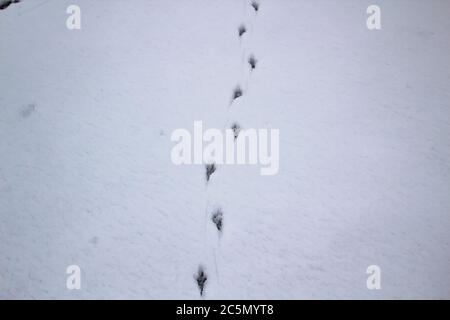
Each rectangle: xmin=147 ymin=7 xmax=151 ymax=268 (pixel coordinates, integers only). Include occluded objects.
xmin=195 ymin=1 xmax=260 ymax=297
xmin=3 ymin=0 xmax=260 ymax=299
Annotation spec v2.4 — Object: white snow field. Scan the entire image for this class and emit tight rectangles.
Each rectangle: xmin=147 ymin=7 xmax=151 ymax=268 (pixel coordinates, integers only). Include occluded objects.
xmin=1 ymin=0 xmax=449 ymax=299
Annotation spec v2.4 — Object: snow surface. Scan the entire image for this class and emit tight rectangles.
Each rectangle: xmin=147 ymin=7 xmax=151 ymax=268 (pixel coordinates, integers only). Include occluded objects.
xmin=0 ymin=0 xmax=449 ymax=299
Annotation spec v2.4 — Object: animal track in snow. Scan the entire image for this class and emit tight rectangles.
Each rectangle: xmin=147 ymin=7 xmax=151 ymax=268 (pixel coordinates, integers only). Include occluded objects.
xmin=238 ymin=24 xmax=246 ymax=37
xmin=206 ymin=163 xmax=216 ymax=182
xmin=0 ymin=0 xmax=21 ymax=10
xmin=248 ymin=55 xmax=257 ymax=70
xmin=232 ymin=86 xmax=243 ymax=101
xmin=251 ymin=1 xmax=259 ymax=12
xmin=231 ymin=122 xmax=241 ymax=139
xmin=211 ymin=209 xmax=223 ymax=232
xmin=195 ymin=266 xmax=208 ymax=297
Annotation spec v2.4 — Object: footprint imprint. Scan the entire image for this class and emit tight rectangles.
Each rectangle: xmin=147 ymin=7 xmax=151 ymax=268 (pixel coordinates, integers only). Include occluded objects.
xmin=251 ymin=1 xmax=259 ymax=12
xmin=195 ymin=266 xmax=208 ymax=297
xmin=231 ymin=122 xmax=241 ymax=139
xmin=248 ymin=55 xmax=257 ymax=70
xmin=206 ymin=163 xmax=216 ymax=182
xmin=232 ymin=86 xmax=243 ymax=101
xmin=238 ymin=24 xmax=246 ymax=37
xmin=0 ymin=0 xmax=21 ymax=10
xmin=211 ymin=209 xmax=223 ymax=232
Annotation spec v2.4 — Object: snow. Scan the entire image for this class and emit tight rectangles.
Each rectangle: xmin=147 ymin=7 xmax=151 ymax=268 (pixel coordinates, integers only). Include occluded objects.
xmin=1 ymin=0 xmax=449 ymax=299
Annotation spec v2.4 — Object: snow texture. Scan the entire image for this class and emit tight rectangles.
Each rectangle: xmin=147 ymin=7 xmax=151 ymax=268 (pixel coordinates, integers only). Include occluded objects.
xmin=0 ymin=0 xmax=450 ymax=299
